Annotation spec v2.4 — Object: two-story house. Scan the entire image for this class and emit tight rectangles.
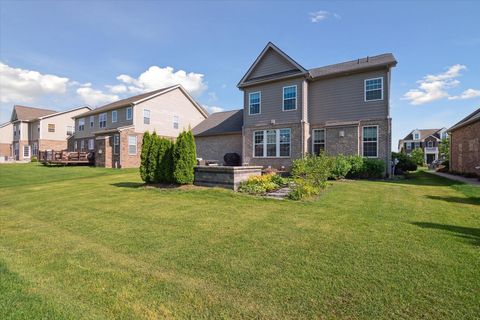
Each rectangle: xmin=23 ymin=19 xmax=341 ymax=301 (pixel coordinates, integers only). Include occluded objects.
xmin=70 ymin=84 xmax=208 ymax=168
xmin=6 ymin=105 xmax=91 ymax=161
xmin=194 ymin=42 xmax=397 ymax=175
xmin=0 ymin=121 xmax=13 ymax=160
xmin=398 ymin=128 xmax=447 ymax=164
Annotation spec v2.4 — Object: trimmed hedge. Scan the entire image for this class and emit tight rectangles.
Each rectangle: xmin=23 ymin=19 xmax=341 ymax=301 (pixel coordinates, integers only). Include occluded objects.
xmin=173 ymin=130 xmax=197 ymax=184
xmin=139 ymin=132 xmax=151 ymax=183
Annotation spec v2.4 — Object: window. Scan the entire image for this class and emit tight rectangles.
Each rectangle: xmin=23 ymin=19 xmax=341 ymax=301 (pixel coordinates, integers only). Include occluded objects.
xmin=249 ymin=92 xmax=261 ymax=115
xmin=78 ymin=118 xmax=85 ymax=131
xmin=32 ymin=142 xmax=38 ymax=156
xmin=48 ymin=124 xmax=55 ymax=132
xmin=37 ymin=125 xmax=40 ymax=133
xmin=88 ymin=138 xmax=94 ymax=150
xmin=23 ymin=145 xmax=30 ymax=158
xmin=99 ymin=113 xmax=107 ymax=128
xmin=114 ymin=134 xmax=120 ymax=155
xmin=427 ymin=141 xmax=433 ymax=148
xmin=283 ymin=85 xmax=297 ymax=111
xmin=365 ymin=77 xmax=383 ymax=101
xmin=112 ymin=110 xmax=117 ymax=123
xmin=74 ymin=141 xmax=77 ymax=151
xmin=13 ymin=126 xmax=16 ymax=137
xmin=414 ymin=133 xmax=420 ymax=140
xmin=126 ymin=107 xmax=133 ymax=121
xmin=66 ymin=126 xmax=73 ymax=135
xmin=362 ymin=126 xmax=378 ymax=157
xmin=128 ymin=135 xmax=137 ymax=155
xmin=312 ymin=129 xmax=326 ymax=155
xmin=173 ymin=115 xmax=179 ymax=129
xmin=253 ymin=128 xmax=291 ymax=158
xmin=80 ymin=140 xmax=85 ymax=151
xmin=90 ymin=116 xmax=94 ymax=127
xmin=143 ymin=109 xmax=150 ymax=124
xmin=406 ymin=142 xmax=412 ymax=150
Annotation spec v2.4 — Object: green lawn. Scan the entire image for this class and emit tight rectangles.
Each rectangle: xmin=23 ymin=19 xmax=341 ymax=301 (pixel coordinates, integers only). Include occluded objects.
xmin=0 ymin=164 xmax=479 ymax=319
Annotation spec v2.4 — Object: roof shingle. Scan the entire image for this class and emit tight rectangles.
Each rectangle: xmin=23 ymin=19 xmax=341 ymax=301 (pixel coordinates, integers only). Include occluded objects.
xmin=192 ymin=109 xmax=243 ymax=137
xmin=12 ymin=105 xmax=56 ymax=121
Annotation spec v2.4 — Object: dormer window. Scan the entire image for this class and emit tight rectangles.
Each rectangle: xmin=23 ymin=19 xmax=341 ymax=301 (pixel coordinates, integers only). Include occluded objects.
xmin=283 ymin=85 xmax=297 ymax=111
xmin=249 ymin=92 xmax=261 ymax=115
xmin=414 ymin=133 xmax=420 ymax=140
xmin=365 ymin=77 xmax=383 ymax=101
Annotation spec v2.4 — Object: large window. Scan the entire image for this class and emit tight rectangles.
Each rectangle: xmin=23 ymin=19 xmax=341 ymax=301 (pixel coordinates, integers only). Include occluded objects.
xmin=143 ymin=109 xmax=150 ymax=124
xmin=249 ymin=92 xmax=261 ymax=115
xmin=78 ymin=118 xmax=85 ymax=131
xmin=312 ymin=129 xmax=325 ymax=155
xmin=128 ymin=135 xmax=137 ymax=155
xmin=362 ymin=126 xmax=378 ymax=157
xmin=365 ymin=77 xmax=383 ymax=101
xmin=283 ymin=85 xmax=297 ymax=111
xmin=114 ymin=135 xmax=120 ymax=155
xmin=99 ymin=113 xmax=107 ymax=128
xmin=90 ymin=116 xmax=94 ymax=127
xmin=253 ymin=128 xmax=291 ymax=158
xmin=126 ymin=107 xmax=133 ymax=121
xmin=48 ymin=124 xmax=55 ymax=132
xmin=88 ymin=138 xmax=94 ymax=150
xmin=112 ymin=110 xmax=117 ymax=123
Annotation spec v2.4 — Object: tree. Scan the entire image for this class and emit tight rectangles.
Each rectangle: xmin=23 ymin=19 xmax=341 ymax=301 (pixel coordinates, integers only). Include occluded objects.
xmin=411 ymin=148 xmax=424 ymax=166
xmin=173 ymin=129 xmax=197 ymax=184
xmin=439 ymin=136 xmax=450 ymax=161
xmin=157 ymin=138 xmax=174 ymax=183
xmin=147 ymin=132 xmax=160 ymax=183
xmin=139 ymin=131 xmax=151 ymax=182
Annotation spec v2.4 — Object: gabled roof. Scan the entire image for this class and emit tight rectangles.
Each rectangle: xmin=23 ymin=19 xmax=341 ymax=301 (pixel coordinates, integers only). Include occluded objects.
xmin=309 ymin=53 xmax=397 ymax=79
xmin=448 ymin=107 xmax=480 ymax=132
xmin=11 ymin=105 xmax=56 ymax=122
xmin=237 ymin=42 xmax=307 ymax=88
xmin=402 ymin=128 xmax=443 ymax=141
xmin=192 ymin=109 xmax=243 ymax=137
xmin=37 ymin=106 xmax=92 ymax=120
xmin=77 ymin=84 xmax=208 ymax=118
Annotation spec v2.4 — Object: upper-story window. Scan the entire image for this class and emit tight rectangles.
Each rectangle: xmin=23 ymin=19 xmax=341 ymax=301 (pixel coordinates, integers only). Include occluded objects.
xmin=362 ymin=126 xmax=378 ymax=158
xmin=90 ymin=116 xmax=94 ymax=127
xmin=283 ymin=85 xmax=297 ymax=111
xmin=99 ymin=113 xmax=107 ymax=128
xmin=143 ymin=109 xmax=150 ymax=124
xmin=312 ymin=129 xmax=325 ymax=155
xmin=249 ymin=92 xmax=261 ymax=115
xmin=66 ymin=126 xmax=73 ymax=136
xmin=48 ymin=124 xmax=55 ymax=132
xmin=406 ymin=142 xmax=412 ymax=150
xmin=173 ymin=115 xmax=179 ymax=129
xmin=414 ymin=133 xmax=420 ymax=140
xmin=112 ymin=110 xmax=117 ymax=123
xmin=126 ymin=107 xmax=133 ymax=121
xmin=427 ymin=141 xmax=433 ymax=148
xmin=78 ymin=118 xmax=85 ymax=131
xmin=365 ymin=77 xmax=383 ymax=101
xmin=414 ymin=142 xmax=420 ymax=149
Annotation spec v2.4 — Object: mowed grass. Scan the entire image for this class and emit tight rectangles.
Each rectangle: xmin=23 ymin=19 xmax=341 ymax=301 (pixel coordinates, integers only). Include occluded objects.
xmin=0 ymin=164 xmax=479 ymax=319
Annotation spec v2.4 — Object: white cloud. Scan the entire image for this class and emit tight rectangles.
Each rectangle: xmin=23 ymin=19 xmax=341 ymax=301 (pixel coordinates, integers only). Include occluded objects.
xmin=203 ymin=105 xmax=224 ymax=113
xmin=402 ymin=64 xmax=480 ymax=105
xmin=106 ymin=84 xmax=127 ymax=94
xmin=0 ymin=62 xmax=69 ymax=103
xmin=448 ymin=88 xmax=480 ymax=100
xmin=116 ymin=66 xmax=207 ymax=97
xmin=76 ymin=86 xmax=118 ymax=106
xmin=309 ymin=10 xmax=341 ymax=23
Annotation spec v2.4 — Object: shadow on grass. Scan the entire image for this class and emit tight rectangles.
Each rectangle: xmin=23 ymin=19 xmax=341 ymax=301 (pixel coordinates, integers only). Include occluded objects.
xmin=425 ymin=195 xmax=480 ymax=205
xmin=111 ymin=182 xmax=145 ymax=188
xmin=388 ymin=171 xmax=464 ymax=187
xmin=111 ymin=182 xmax=197 ymax=190
xmin=412 ymin=222 xmax=480 ymax=246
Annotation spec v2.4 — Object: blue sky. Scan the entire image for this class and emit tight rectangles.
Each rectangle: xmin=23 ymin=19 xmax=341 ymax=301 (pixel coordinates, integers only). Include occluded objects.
xmin=1 ymin=0 xmax=479 ymax=149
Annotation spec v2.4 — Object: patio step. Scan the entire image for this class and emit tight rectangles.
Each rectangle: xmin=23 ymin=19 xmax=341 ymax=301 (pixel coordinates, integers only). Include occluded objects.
xmin=265 ymin=187 xmax=291 ymax=200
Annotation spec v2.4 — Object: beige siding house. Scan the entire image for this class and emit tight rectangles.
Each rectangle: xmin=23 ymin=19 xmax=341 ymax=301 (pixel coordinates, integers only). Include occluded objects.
xmin=193 ymin=42 xmax=397 ymax=176
xmin=0 ymin=122 xmax=13 ymax=159
xmin=7 ymin=105 xmax=91 ymax=161
xmin=70 ymin=84 xmax=208 ymax=168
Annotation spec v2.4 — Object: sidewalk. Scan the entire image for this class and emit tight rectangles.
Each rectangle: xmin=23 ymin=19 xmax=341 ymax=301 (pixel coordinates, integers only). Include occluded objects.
xmin=427 ymin=170 xmax=480 ymax=186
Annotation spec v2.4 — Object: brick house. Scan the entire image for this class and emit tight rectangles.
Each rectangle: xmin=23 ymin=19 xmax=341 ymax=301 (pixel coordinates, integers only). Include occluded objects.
xmin=398 ymin=128 xmax=448 ymax=164
xmin=448 ymin=107 xmax=480 ymax=177
xmin=69 ymin=85 xmax=208 ymax=168
xmin=193 ymin=42 xmax=397 ymax=175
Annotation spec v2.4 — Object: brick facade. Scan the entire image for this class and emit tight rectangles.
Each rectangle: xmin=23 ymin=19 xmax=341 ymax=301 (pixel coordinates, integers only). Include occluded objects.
xmin=450 ymin=120 xmax=480 ymax=177
xmin=119 ymin=129 xmax=143 ymax=168
xmin=195 ymin=133 xmax=242 ymax=164
xmin=0 ymin=143 xmax=11 ymax=158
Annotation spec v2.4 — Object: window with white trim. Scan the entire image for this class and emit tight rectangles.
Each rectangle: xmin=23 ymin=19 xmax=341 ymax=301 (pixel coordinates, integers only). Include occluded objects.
xmin=406 ymin=142 xmax=412 ymax=150
xmin=66 ymin=126 xmax=73 ymax=135
xmin=414 ymin=133 xmax=420 ymax=140
xmin=78 ymin=118 xmax=85 ymax=131
xmin=253 ymin=128 xmax=291 ymax=158
xmin=99 ymin=113 xmax=107 ymax=128
xmin=365 ymin=77 xmax=383 ymax=101
xmin=88 ymin=138 xmax=94 ymax=150
xmin=126 ymin=107 xmax=133 ymax=121
xmin=23 ymin=145 xmax=30 ymax=158
xmin=173 ymin=115 xmax=179 ymax=129
xmin=80 ymin=140 xmax=85 ymax=151
xmin=283 ymin=85 xmax=297 ymax=111
xmin=143 ymin=109 xmax=150 ymax=124
xmin=112 ymin=110 xmax=117 ymax=123
xmin=114 ymin=134 xmax=120 ymax=155
xmin=74 ymin=141 xmax=77 ymax=151
xmin=427 ymin=141 xmax=433 ymax=148
xmin=362 ymin=126 xmax=378 ymax=157
xmin=128 ymin=135 xmax=137 ymax=155
xmin=90 ymin=116 xmax=94 ymax=127
xmin=48 ymin=124 xmax=55 ymax=132
xmin=312 ymin=129 xmax=325 ymax=155
xmin=249 ymin=92 xmax=261 ymax=115
xmin=32 ymin=142 xmax=38 ymax=156
xmin=414 ymin=142 xmax=420 ymax=149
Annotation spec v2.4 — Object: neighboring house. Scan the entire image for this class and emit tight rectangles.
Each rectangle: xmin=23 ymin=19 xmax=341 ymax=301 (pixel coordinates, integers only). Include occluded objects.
xmin=8 ymin=105 xmax=91 ymax=161
xmin=447 ymin=107 xmax=480 ymax=176
xmin=398 ymin=128 xmax=448 ymax=164
xmin=70 ymin=84 xmax=208 ymax=168
xmin=0 ymin=122 xmax=13 ymax=159
xmin=193 ymin=42 xmax=397 ymax=175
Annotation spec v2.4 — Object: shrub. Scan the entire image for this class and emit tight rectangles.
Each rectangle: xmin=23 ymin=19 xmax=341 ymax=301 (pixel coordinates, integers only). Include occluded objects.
xmin=140 ymin=132 xmax=151 ymax=183
xmin=147 ymin=132 xmax=160 ymax=183
xmin=392 ymin=152 xmax=417 ymax=173
xmin=330 ymin=154 xmax=352 ymax=180
xmin=238 ymin=174 xmax=280 ymax=194
xmin=346 ymin=155 xmax=364 ymax=178
xmin=173 ymin=130 xmax=197 ymax=184
xmin=360 ymin=158 xmax=386 ymax=178
xmin=157 ymin=138 xmax=174 ymax=183
xmin=411 ymin=148 xmax=425 ymax=166
xmin=30 ymin=156 xmax=38 ymax=163
xmin=289 ymin=154 xmax=331 ymax=200
xmin=439 ymin=137 xmax=450 ymax=161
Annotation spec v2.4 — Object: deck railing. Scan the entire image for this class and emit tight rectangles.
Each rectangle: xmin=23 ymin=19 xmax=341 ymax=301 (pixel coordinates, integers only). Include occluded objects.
xmin=39 ymin=150 xmax=92 ymax=165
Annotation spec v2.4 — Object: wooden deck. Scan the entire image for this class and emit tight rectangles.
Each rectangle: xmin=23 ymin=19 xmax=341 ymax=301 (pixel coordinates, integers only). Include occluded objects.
xmin=39 ymin=150 xmax=93 ymax=166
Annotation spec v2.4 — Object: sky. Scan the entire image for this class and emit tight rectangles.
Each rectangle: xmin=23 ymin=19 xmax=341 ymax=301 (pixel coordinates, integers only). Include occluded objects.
xmin=1 ymin=0 xmax=479 ymax=150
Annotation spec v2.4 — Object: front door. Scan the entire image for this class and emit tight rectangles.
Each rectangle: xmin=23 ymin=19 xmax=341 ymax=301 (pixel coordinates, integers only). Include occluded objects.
xmin=426 ymin=153 xmax=435 ymax=164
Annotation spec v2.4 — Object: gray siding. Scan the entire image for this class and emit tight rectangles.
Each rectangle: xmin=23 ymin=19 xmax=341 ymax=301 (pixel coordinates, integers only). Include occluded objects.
xmin=248 ymin=48 xmax=299 ymax=80
xmin=243 ymin=77 xmax=305 ymax=127
xmin=308 ymin=69 xmax=389 ymax=124
xmin=74 ymin=106 xmax=133 ymax=139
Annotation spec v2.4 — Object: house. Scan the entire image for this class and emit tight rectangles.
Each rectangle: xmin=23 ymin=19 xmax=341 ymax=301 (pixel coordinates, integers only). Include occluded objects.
xmin=69 ymin=84 xmax=208 ymax=168
xmin=7 ymin=105 xmax=91 ymax=161
xmin=447 ymin=107 xmax=480 ymax=176
xmin=0 ymin=122 xmax=13 ymax=159
xmin=193 ymin=42 xmax=397 ymax=175
xmin=398 ymin=128 xmax=448 ymax=164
